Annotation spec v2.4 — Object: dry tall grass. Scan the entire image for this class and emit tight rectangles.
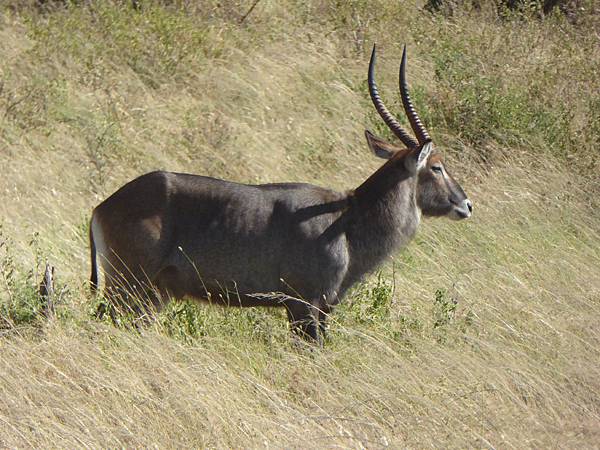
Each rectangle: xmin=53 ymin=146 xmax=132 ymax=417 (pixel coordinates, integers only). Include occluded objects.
xmin=0 ymin=1 xmax=599 ymax=448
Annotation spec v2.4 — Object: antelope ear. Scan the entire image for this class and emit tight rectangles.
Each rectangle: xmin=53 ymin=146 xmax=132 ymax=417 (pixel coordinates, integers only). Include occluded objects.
xmin=415 ymin=141 xmax=433 ymax=170
xmin=364 ymin=130 xmax=402 ymax=160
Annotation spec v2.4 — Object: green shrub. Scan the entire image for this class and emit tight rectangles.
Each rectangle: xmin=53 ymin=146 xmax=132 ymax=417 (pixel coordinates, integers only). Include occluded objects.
xmin=0 ymin=232 xmax=48 ymax=327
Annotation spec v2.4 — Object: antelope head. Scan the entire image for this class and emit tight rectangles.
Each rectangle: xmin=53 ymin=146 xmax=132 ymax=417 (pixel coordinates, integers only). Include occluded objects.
xmin=365 ymin=44 xmax=472 ymax=220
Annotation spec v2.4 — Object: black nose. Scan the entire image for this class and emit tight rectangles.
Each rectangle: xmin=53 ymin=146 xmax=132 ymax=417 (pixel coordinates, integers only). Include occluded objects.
xmin=466 ymin=200 xmax=473 ymax=212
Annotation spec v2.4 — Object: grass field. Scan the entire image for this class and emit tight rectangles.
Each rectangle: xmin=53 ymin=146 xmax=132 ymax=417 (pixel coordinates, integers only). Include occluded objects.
xmin=0 ymin=1 xmax=599 ymax=447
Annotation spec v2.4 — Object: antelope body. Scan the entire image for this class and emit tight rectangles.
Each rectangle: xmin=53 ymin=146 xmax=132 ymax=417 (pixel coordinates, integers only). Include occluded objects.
xmin=90 ymin=46 xmax=472 ymax=343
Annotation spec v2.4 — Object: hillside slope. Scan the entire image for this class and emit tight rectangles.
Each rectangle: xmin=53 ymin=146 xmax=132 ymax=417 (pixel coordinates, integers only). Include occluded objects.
xmin=0 ymin=1 xmax=599 ymax=447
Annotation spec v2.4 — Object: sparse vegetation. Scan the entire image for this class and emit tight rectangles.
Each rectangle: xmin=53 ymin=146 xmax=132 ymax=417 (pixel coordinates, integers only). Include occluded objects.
xmin=0 ymin=0 xmax=599 ymax=447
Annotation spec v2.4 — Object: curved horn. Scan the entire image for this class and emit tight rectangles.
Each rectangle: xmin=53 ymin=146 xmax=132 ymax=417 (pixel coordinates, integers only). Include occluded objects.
xmin=399 ymin=45 xmax=431 ymax=144
xmin=368 ymin=44 xmax=418 ymax=149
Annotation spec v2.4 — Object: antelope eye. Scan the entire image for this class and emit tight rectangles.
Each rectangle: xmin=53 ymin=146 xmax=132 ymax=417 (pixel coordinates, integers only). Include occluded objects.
xmin=431 ymin=165 xmax=443 ymax=173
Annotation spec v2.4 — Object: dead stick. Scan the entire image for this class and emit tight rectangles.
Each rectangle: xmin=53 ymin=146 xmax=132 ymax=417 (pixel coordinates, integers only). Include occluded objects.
xmin=39 ymin=263 xmax=55 ymax=318
xmin=239 ymin=0 xmax=261 ymax=24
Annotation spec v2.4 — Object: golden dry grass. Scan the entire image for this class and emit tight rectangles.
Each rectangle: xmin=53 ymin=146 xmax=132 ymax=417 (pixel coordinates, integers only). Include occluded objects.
xmin=0 ymin=1 xmax=599 ymax=448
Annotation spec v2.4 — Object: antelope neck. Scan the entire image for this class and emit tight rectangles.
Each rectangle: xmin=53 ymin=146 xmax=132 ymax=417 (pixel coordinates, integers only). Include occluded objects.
xmin=345 ymin=156 xmax=421 ymax=269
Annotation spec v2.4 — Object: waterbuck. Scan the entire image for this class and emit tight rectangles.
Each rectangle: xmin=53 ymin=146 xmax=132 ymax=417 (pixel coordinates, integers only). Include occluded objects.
xmin=89 ymin=45 xmax=472 ymax=343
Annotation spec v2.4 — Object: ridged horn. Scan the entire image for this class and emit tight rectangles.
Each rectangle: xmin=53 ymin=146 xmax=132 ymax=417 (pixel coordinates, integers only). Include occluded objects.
xmin=368 ymin=44 xmax=419 ymax=149
xmin=399 ymin=45 xmax=431 ymax=144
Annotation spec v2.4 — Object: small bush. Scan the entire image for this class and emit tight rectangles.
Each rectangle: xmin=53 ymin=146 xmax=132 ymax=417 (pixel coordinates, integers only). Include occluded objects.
xmin=0 ymin=233 xmax=48 ymax=328
xmin=159 ymin=299 xmax=208 ymax=343
xmin=343 ymin=272 xmax=394 ymax=326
